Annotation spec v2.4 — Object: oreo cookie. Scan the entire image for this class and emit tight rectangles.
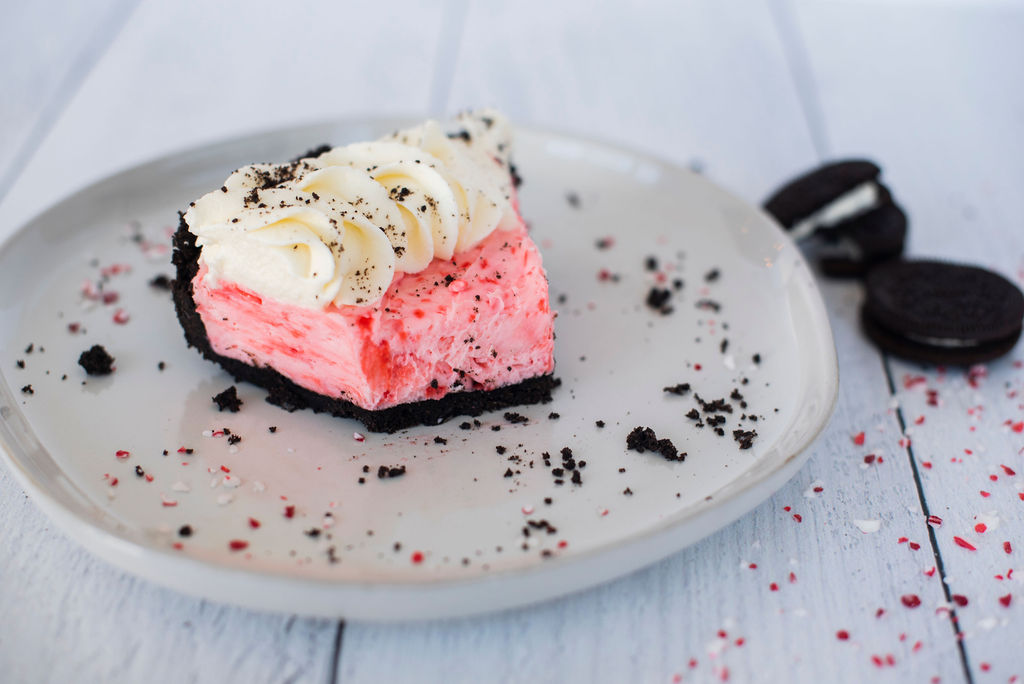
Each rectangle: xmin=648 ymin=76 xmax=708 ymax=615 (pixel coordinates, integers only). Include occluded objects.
xmin=862 ymin=260 xmax=1024 ymax=364
xmin=764 ymin=159 xmax=906 ymax=275
xmin=764 ymin=160 xmax=884 ymax=240
xmin=817 ymin=202 xmax=908 ymax=277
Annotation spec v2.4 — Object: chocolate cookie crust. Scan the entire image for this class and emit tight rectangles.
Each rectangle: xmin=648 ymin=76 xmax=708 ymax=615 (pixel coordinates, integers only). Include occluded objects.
xmin=171 ymin=214 xmax=557 ymax=433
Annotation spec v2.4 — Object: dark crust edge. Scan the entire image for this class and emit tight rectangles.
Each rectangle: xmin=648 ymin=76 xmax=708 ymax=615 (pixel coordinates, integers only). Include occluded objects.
xmin=171 ymin=213 xmax=558 ymax=433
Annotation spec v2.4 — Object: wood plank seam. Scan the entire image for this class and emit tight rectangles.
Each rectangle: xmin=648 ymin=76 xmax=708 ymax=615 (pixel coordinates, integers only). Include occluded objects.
xmin=428 ymin=0 xmax=471 ymax=115
xmin=765 ymin=0 xmax=829 ymax=159
xmin=769 ymin=1 xmax=977 ymax=681
xmin=0 ymin=0 xmax=142 ymax=212
xmin=329 ymin=621 xmax=345 ymax=684
xmin=882 ymin=357 xmax=976 ymax=684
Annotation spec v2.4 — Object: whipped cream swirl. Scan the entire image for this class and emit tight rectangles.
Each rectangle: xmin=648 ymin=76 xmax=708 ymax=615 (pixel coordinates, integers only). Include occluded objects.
xmin=185 ymin=110 xmax=519 ymax=308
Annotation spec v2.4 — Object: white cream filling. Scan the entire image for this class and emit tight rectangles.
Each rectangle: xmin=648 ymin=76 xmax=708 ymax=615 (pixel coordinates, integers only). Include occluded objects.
xmin=184 ymin=109 xmax=518 ymax=309
xmin=789 ymin=181 xmax=879 ymax=241
xmin=903 ymin=334 xmax=979 ymax=349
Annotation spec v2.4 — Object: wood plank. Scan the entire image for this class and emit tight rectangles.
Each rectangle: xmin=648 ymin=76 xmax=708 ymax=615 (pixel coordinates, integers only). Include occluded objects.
xmin=0 ymin=1 xmax=449 ymax=681
xmin=0 ymin=0 xmax=452 ymax=242
xmin=0 ymin=0 xmax=136 ymax=205
xmin=791 ymin=1 xmax=1024 ymax=680
xmin=339 ymin=2 xmax=966 ymax=681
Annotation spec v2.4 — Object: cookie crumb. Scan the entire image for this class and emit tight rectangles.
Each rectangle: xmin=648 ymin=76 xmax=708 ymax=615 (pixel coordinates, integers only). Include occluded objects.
xmin=626 ymin=426 xmax=685 ymax=462
xmin=212 ymin=386 xmax=243 ymax=412
xmin=149 ymin=274 xmax=172 ymax=290
xmin=78 ymin=345 xmax=115 ymax=376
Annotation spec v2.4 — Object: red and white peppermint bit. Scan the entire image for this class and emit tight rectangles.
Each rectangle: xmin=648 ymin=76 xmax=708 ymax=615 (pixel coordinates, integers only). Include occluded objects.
xmin=112 ymin=308 xmax=130 ymax=324
xmin=115 ymin=450 xmax=130 ymax=459
xmin=836 ymin=630 xmax=850 ymax=641
xmin=926 ymin=515 xmax=942 ymax=526
xmin=100 ymin=263 xmax=131 ymax=277
xmin=283 ymin=505 xmax=296 ymax=519
xmin=353 ymin=432 xmax=365 ymax=442
xmin=228 ymin=540 xmax=249 ymax=551
xmin=953 ymin=536 xmax=977 ymax=551
xmin=521 ymin=505 xmax=534 ymax=515
xmin=901 ymin=594 xmax=921 ymax=608
xmin=852 ymin=432 xmax=866 ymax=446
xmin=410 ymin=551 xmax=424 ymax=564
xmin=160 ymin=494 xmax=178 ymax=507
xmin=998 ymin=593 xmax=1012 ymax=607
xmin=248 ymin=517 xmax=261 ymax=529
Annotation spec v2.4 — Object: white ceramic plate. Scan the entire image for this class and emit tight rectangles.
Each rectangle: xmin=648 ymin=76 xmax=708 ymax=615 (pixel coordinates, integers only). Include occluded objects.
xmin=0 ymin=120 xmax=837 ymax=621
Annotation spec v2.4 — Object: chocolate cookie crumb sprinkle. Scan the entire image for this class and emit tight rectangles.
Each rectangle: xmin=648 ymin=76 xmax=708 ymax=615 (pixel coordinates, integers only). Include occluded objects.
xmin=377 ymin=465 xmax=406 ymax=479
xmin=78 ymin=345 xmax=115 ymax=376
xmin=626 ymin=426 xmax=685 ymax=462
xmin=149 ymin=274 xmax=172 ymax=290
xmin=733 ymin=429 xmax=758 ymax=450
xmin=212 ymin=386 xmax=243 ymax=412
xmin=646 ymin=287 xmax=673 ymax=315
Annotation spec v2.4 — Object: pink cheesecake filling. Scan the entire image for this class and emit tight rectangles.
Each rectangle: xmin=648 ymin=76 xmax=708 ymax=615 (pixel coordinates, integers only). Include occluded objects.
xmin=192 ymin=223 xmax=555 ymax=410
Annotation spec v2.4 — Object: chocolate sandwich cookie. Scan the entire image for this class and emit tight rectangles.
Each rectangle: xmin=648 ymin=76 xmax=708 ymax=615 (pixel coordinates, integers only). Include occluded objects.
xmin=862 ymin=260 xmax=1024 ymax=365
xmin=764 ymin=160 xmax=886 ymax=241
xmin=817 ymin=201 xmax=908 ymax=277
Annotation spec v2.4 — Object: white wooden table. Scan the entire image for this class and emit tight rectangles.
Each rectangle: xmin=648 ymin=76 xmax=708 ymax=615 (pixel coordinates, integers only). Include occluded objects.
xmin=2 ymin=1 xmax=1022 ymax=682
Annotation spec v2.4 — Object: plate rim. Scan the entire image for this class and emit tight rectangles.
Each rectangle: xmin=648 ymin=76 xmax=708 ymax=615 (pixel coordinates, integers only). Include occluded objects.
xmin=0 ymin=117 xmax=839 ymax=620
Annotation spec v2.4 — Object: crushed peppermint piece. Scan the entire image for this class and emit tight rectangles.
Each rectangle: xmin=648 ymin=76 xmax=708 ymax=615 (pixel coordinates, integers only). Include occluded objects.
xmin=953 ymin=536 xmax=977 ymax=551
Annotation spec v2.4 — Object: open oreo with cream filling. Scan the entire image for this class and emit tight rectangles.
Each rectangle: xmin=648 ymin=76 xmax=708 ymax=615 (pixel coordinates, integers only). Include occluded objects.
xmin=862 ymin=259 xmax=1024 ymax=365
xmin=763 ymin=159 xmax=906 ymax=276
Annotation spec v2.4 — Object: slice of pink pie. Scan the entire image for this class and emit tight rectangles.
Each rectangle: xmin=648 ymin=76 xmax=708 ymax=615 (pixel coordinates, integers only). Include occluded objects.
xmin=172 ymin=111 xmax=556 ymax=432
